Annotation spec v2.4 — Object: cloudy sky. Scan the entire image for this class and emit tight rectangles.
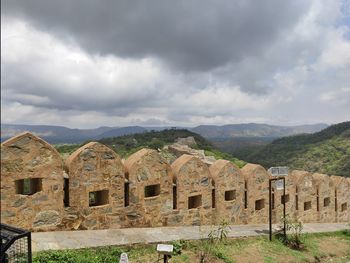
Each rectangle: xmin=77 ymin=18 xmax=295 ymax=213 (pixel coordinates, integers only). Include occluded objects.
xmin=1 ymin=0 xmax=350 ymax=128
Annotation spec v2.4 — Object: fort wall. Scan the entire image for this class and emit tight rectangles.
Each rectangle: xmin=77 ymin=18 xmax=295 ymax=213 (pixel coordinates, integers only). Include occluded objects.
xmin=1 ymin=133 xmax=349 ymax=231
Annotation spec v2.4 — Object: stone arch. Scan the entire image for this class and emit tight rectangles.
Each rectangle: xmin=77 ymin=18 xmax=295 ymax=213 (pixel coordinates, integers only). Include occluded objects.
xmin=170 ymin=154 xmax=212 ymax=226
xmin=241 ymin=163 xmax=270 ymax=224
xmin=312 ymin=173 xmax=335 ymax=222
xmin=1 ymin=132 xmax=64 ymax=231
xmin=209 ymin=160 xmax=245 ymax=224
xmin=330 ymin=175 xmax=349 ymax=222
xmin=289 ymin=170 xmax=316 ymax=223
xmin=123 ymin=148 xmax=173 ymax=227
xmin=65 ymin=142 xmax=125 ymax=229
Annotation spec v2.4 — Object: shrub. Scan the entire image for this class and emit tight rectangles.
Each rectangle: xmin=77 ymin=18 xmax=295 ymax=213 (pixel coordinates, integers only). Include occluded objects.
xmin=282 ymin=217 xmax=304 ymax=250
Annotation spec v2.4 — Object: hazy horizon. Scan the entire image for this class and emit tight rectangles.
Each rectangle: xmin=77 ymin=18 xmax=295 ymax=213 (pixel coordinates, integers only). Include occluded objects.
xmin=1 ymin=1 xmax=350 ymax=128
xmin=1 ymin=121 xmax=333 ymax=131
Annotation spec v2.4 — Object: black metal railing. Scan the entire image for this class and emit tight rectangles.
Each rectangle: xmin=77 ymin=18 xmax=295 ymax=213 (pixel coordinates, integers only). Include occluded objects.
xmin=1 ymin=224 xmax=32 ymax=263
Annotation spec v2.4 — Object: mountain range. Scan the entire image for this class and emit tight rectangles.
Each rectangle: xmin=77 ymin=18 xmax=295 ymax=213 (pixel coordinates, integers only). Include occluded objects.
xmin=1 ymin=123 xmax=328 ymax=144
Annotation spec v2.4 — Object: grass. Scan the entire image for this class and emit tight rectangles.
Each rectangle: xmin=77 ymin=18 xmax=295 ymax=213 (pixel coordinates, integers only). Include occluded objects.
xmin=33 ymin=230 xmax=350 ymax=263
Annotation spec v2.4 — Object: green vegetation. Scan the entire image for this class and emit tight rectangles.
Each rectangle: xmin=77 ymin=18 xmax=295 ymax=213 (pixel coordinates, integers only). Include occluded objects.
xmin=54 ymin=144 xmax=82 ymax=155
xmin=54 ymin=129 xmax=245 ymax=167
xmin=33 ymin=231 xmax=350 ymax=263
xmin=236 ymin=122 xmax=350 ymax=177
xmin=98 ymin=129 xmax=212 ymax=156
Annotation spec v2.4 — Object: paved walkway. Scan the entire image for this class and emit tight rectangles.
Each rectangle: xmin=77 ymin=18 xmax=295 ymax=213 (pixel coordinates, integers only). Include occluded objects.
xmin=32 ymin=223 xmax=348 ymax=251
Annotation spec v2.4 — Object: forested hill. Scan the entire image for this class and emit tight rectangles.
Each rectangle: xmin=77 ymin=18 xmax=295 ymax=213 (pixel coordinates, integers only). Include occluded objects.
xmin=243 ymin=122 xmax=350 ymax=177
xmin=55 ymin=129 xmax=245 ymax=167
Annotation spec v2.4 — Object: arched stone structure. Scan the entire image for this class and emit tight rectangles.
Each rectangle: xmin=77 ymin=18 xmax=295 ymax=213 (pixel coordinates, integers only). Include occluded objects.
xmin=170 ymin=155 xmax=212 ymax=226
xmin=241 ymin=163 xmax=270 ymax=224
xmin=209 ymin=160 xmax=245 ymax=224
xmin=65 ymin=142 xmax=125 ymax=229
xmin=123 ymin=148 xmax=173 ymax=227
xmin=1 ymin=132 xmax=64 ymax=231
xmin=331 ymin=175 xmax=349 ymax=222
xmin=312 ymin=173 xmax=335 ymax=222
xmin=289 ymin=170 xmax=317 ymax=223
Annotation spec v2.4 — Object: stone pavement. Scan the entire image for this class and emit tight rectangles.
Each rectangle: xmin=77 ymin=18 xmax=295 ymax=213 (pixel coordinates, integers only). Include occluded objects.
xmin=32 ymin=223 xmax=348 ymax=251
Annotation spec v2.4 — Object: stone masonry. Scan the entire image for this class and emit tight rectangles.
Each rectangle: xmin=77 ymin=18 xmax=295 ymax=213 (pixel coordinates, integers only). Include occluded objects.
xmin=209 ymin=160 xmax=245 ymax=224
xmin=1 ymin=132 xmax=64 ymax=231
xmin=170 ymin=154 xmax=213 ymax=226
xmin=123 ymin=149 xmax=173 ymax=227
xmin=64 ymin=142 xmax=125 ymax=230
xmin=289 ymin=170 xmax=317 ymax=223
xmin=1 ymin=132 xmax=349 ymax=232
xmin=241 ymin=164 xmax=270 ymax=224
xmin=331 ymin=175 xmax=349 ymax=222
xmin=313 ymin=173 xmax=335 ymax=223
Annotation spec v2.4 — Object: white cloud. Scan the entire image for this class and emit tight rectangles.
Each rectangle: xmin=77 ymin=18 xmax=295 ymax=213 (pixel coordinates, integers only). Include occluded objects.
xmin=1 ymin=0 xmax=350 ymax=128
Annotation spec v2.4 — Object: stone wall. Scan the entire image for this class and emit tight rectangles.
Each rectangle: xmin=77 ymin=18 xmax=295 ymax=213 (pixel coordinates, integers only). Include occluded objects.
xmin=63 ymin=142 xmax=125 ymax=230
xmin=1 ymin=132 xmax=64 ymax=231
xmin=241 ymin=164 xmax=270 ymax=224
xmin=123 ymin=149 xmax=173 ymax=227
xmin=170 ymin=154 xmax=213 ymax=226
xmin=209 ymin=160 xmax=245 ymax=224
xmin=331 ymin=176 xmax=349 ymax=222
xmin=1 ymin=132 xmax=349 ymax=232
xmin=289 ymin=171 xmax=317 ymax=223
xmin=313 ymin=173 xmax=335 ymax=223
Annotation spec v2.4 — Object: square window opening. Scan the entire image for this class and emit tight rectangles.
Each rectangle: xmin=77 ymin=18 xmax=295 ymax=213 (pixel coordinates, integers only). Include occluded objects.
xmin=15 ymin=178 xmax=42 ymax=195
xmin=304 ymin=201 xmax=312 ymax=211
xmin=144 ymin=184 xmax=160 ymax=198
xmin=188 ymin=195 xmax=202 ymax=209
xmin=255 ymin=199 xmax=265 ymax=210
xmin=89 ymin=190 xmax=109 ymax=207
xmin=281 ymin=194 xmax=290 ymax=204
xmin=341 ymin=203 xmax=347 ymax=212
xmin=225 ymin=190 xmax=236 ymax=201
xmin=323 ymin=197 xmax=330 ymax=207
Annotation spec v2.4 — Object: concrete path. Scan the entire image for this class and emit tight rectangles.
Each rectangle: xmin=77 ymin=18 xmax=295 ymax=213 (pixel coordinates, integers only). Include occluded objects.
xmin=32 ymin=223 xmax=348 ymax=252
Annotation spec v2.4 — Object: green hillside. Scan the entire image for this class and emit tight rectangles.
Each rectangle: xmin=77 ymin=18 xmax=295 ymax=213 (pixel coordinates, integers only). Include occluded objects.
xmin=242 ymin=122 xmax=350 ymax=177
xmin=55 ymin=129 xmax=245 ymax=167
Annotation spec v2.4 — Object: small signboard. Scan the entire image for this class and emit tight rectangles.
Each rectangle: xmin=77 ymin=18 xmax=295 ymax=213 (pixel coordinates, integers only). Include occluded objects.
xmin=119 ymin=253 xmax=129 ymax=263
xmin=268 ymin=167 xmax=289 ymax=177
xmin=275 ymin=179 xmax=284 ymax=190
xmin=157 ymin=244 xmax=173 ymax=255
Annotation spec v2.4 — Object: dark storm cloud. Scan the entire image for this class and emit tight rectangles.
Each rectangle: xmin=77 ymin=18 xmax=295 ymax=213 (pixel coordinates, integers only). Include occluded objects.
xmin=2 ymin=0 xmax=350 ymax=128
xmin=2 ymin=0 xmax=309 ymax=72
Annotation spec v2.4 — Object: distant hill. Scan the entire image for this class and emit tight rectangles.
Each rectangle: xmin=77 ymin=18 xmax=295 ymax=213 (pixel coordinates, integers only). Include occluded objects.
xmin=0 ymin=124 xmax=151 ymax=144
xmin=192 ymin=123 xmax=328 ymax=138
xmin=193 ymin=123 xmax=328 ymax=153
xmin=1 ymin=123 xmax=327 ymax=145
xmin=97 ymin=126 xmax=147 ymax=138
xmin=55 ymin=129 xmax=245 ymax=167
xmin=239 ymin=122 xmax=350 ymax=177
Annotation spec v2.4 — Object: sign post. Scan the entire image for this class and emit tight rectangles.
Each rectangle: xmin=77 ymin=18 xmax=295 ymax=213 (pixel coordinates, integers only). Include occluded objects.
xmin=268 ymin=167 xmax=288 ymax=241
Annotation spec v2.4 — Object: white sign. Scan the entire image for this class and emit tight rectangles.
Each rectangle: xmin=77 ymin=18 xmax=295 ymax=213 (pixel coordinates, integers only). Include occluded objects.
xmin=268 ymin=167 xmax=289 ymax=176
xmin=157 ymin=244 xmax=174 ymax=255
xmin=275 ymin=179 xmax=284 ymax=190
xmin=119 ymin=253 xmax=129 ymax=263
